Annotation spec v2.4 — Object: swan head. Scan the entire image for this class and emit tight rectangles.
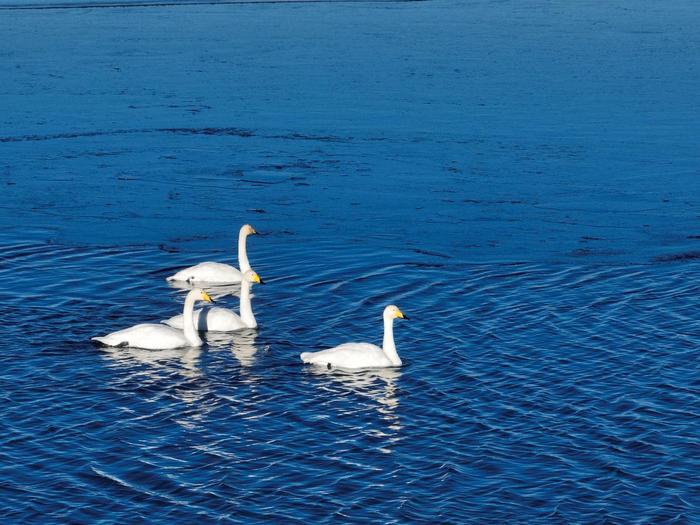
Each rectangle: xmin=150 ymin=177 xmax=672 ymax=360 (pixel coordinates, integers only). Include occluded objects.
xmin=241 ymin=224 xmax=257 ymax=236
xmin=384 ymin=304 xmax=408 ymax=320
xmin=244 ymin=269 xmax=264 ymax=285
xmin=190 ymin=288 xmax=215 ymax=303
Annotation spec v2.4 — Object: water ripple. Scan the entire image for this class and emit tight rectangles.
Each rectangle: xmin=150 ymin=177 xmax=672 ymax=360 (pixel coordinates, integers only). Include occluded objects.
xmin=1 ymin=235 xmax=700 ymax=522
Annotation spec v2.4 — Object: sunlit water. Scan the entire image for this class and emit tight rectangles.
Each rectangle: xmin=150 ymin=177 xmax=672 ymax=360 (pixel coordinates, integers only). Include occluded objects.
xmin=2 ymin=0 xmax=700 ymax=522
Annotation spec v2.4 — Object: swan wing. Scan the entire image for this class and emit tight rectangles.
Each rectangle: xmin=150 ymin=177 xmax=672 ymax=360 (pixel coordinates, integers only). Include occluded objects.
xmin=167 ymin=262 xmax=242 ymax=284
xmin=161 ymin=314 xmax=185 ymax=329
xmin=300 ymin=343 xmax=390 ymax=369
xmin=92 ymin=323 xmax=189 ymax=350
xmin=162 ymin=307 xmax=246 ymax=332
xmin=199 ymin=307 xmax=246 ymax=331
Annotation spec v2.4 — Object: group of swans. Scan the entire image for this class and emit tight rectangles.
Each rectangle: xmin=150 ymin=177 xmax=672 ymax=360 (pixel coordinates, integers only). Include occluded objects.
xmin=93 ymin=224 xmax=408 ymax=369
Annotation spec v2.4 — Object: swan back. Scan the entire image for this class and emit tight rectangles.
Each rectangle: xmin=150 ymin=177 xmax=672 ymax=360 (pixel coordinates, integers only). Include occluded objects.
xmin=301 ymin=343 xmax=392 ymax=369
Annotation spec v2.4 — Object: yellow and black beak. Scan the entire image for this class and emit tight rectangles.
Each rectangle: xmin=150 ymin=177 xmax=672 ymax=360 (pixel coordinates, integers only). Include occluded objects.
xmin=202 ymin=291 xmax=215 ymax=303
xmin=250 ymin=226 xmax=258 ymax=235
xmin=251 ymin=272 xmax=265 ymax=285
xmin=396 ymin=309 xmax=408 ymax=320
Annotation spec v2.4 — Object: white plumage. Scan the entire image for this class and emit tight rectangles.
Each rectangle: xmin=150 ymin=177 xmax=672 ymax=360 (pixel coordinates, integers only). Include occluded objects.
xmin=166 ymin=224 xmax=257 ymax=284
xmin=92 ymin=289 xmax=214 ymax=350
xmin=162 ymin=270 xmax=263 ymax=331
xmin=301 ymin=305 xmax=408 ymax=369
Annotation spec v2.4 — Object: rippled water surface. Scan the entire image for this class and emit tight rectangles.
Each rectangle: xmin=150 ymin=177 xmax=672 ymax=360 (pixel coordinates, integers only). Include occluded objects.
xmin=3 ymin=235 xmax=700 ymax=522
xmin=2 ymin=0 xmax=700 ymax=523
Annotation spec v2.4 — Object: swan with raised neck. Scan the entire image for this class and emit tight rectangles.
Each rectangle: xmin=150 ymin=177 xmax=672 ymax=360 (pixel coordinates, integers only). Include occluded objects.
xmin=162 ymin=270 xmax=264 ymax=332
xmin=91 ymin=289 xmax=214 ymax=349
xmin=166 ymin=224 xmax=258 ymax=284
xmin=300 ymin=305 xmax=408 ymax=369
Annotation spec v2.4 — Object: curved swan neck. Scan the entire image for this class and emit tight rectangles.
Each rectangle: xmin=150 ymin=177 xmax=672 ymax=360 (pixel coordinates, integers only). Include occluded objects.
xmin=182 ymin=291 xmax=202 ymax=346
xmin=238 ymin=229 xmax=251 ymax=273
xmin=239 ymin=279 xmax=257 ymax=328
xmin=382 ymin=315 xmax=401 ymax=366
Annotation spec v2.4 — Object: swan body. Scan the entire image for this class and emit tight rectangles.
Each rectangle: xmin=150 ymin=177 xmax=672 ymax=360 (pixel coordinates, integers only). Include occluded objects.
xmin=301 ymin=343 xmax=395 ymax=368
xmin=301 ymin=305 xmax=407 ymax=369
xmin=167 ymin=224 xmax=257 ymax=284
xmin=167 ymin=262 xmax=243 ymax=284
xmin=92 ymin=289 xmax=213 ymax=350
xmin=92 ymin=324 xmax=194 ymax=351
xmin=163 ymin=270 xmax=263 ymax=332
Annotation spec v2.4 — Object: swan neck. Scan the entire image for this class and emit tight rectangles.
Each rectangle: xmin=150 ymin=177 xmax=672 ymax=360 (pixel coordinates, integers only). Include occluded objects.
xmin=182 ymin=292 xmax=202 ymax=346
xmin=239 ymin=280 xmax=257 ymax=328
xmin=238 ymin=230 xmax=251 ymax=273
xmin=382 ymin=316 xmax=401 ymax=366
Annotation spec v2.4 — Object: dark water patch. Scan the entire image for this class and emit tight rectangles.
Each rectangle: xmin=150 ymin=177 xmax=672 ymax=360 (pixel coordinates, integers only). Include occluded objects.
xmin=0 ymin=0 xmax=421 ymax=10
xmin=654 ymin=252 xmax=700 ymax=263
xmin=0 ymin=126 xmax=367 ymax=144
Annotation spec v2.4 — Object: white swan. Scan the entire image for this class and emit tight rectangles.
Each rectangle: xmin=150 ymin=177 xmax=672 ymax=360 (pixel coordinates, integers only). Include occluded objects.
xmin=91 ymin=289 xmax=214 ymax=349
xmin=300 ymin=305 xmax=408 ymax=369
xmin=162 ymin=270 xmax=263 ymax=332
xmin=166 ymin=224 xmax=257 ymax=284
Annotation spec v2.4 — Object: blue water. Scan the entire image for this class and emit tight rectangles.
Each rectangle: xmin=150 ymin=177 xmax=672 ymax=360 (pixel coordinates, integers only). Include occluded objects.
xmin=2 ymin=0 xmax=700 ymax=523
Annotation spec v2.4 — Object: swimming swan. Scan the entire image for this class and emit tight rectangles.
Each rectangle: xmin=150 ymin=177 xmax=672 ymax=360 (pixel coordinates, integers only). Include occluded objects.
xmin=166 ymin=224 xmax=257 ymax=284
xmin=162 ymin=270 xmax=263 ymax=331
xmin=300 ymin=305 xmax=408 ymax=369
xmin=91 ymin=289 xmax=214 ymax=349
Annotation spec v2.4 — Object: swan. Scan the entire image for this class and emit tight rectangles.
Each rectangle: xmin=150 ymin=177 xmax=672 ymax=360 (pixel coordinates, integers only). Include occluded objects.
xmin=300 ymin=305 xmax=408 ymax=369
xmin=162 ymin=270 xmax=263 ymax=331
xmin=166 ymin=224 xmax=257 ymax=284
xmin=91 ymin=289 xmax=214 ymax=349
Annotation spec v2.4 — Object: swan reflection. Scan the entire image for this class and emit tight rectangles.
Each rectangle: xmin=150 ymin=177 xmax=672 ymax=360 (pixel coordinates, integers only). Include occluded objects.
xmin=99 ymin=346 xmax=213 ymax=428
xmin=306 ymin=366 xmax=403 ymax=451
xmin=204 ymin=329 xmax=264 ymax=386
xmin=100 ymin=345 xmax=203 ymax=380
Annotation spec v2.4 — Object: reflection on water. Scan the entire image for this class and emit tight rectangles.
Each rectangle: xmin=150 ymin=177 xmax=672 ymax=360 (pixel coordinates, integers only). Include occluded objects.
xmin=306 ymin=366 xmax=403 ymax=453
xmin=229 ymin=330 xmax=262 ymax=369
xmin=99 ymin=345 xmax=212 ymax=429
xmin=206 ymin=329 xmax=263 ymax=368
xmin=99 ymin=344 xmax=203 ymax=381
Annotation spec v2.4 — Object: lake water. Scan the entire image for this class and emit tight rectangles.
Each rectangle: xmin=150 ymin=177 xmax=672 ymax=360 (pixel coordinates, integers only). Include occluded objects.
xmin=1 ymin=0 xmax=700 ymax=523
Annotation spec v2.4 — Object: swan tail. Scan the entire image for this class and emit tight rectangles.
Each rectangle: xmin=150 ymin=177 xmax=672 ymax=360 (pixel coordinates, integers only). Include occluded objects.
xmin=300 ymin=352 xmax=323 ymax=364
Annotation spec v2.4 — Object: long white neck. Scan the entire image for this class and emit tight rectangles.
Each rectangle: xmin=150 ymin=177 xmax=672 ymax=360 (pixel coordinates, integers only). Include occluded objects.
xmin=182 ymin=291 xmax=203 ymax=346
xmin=238 ymin=229 xmax=251 ymax=273
xmin=382 ymin=315 xmax=401 ymax=366
xmin=239 ymin=279 xmax=257 ymax=328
